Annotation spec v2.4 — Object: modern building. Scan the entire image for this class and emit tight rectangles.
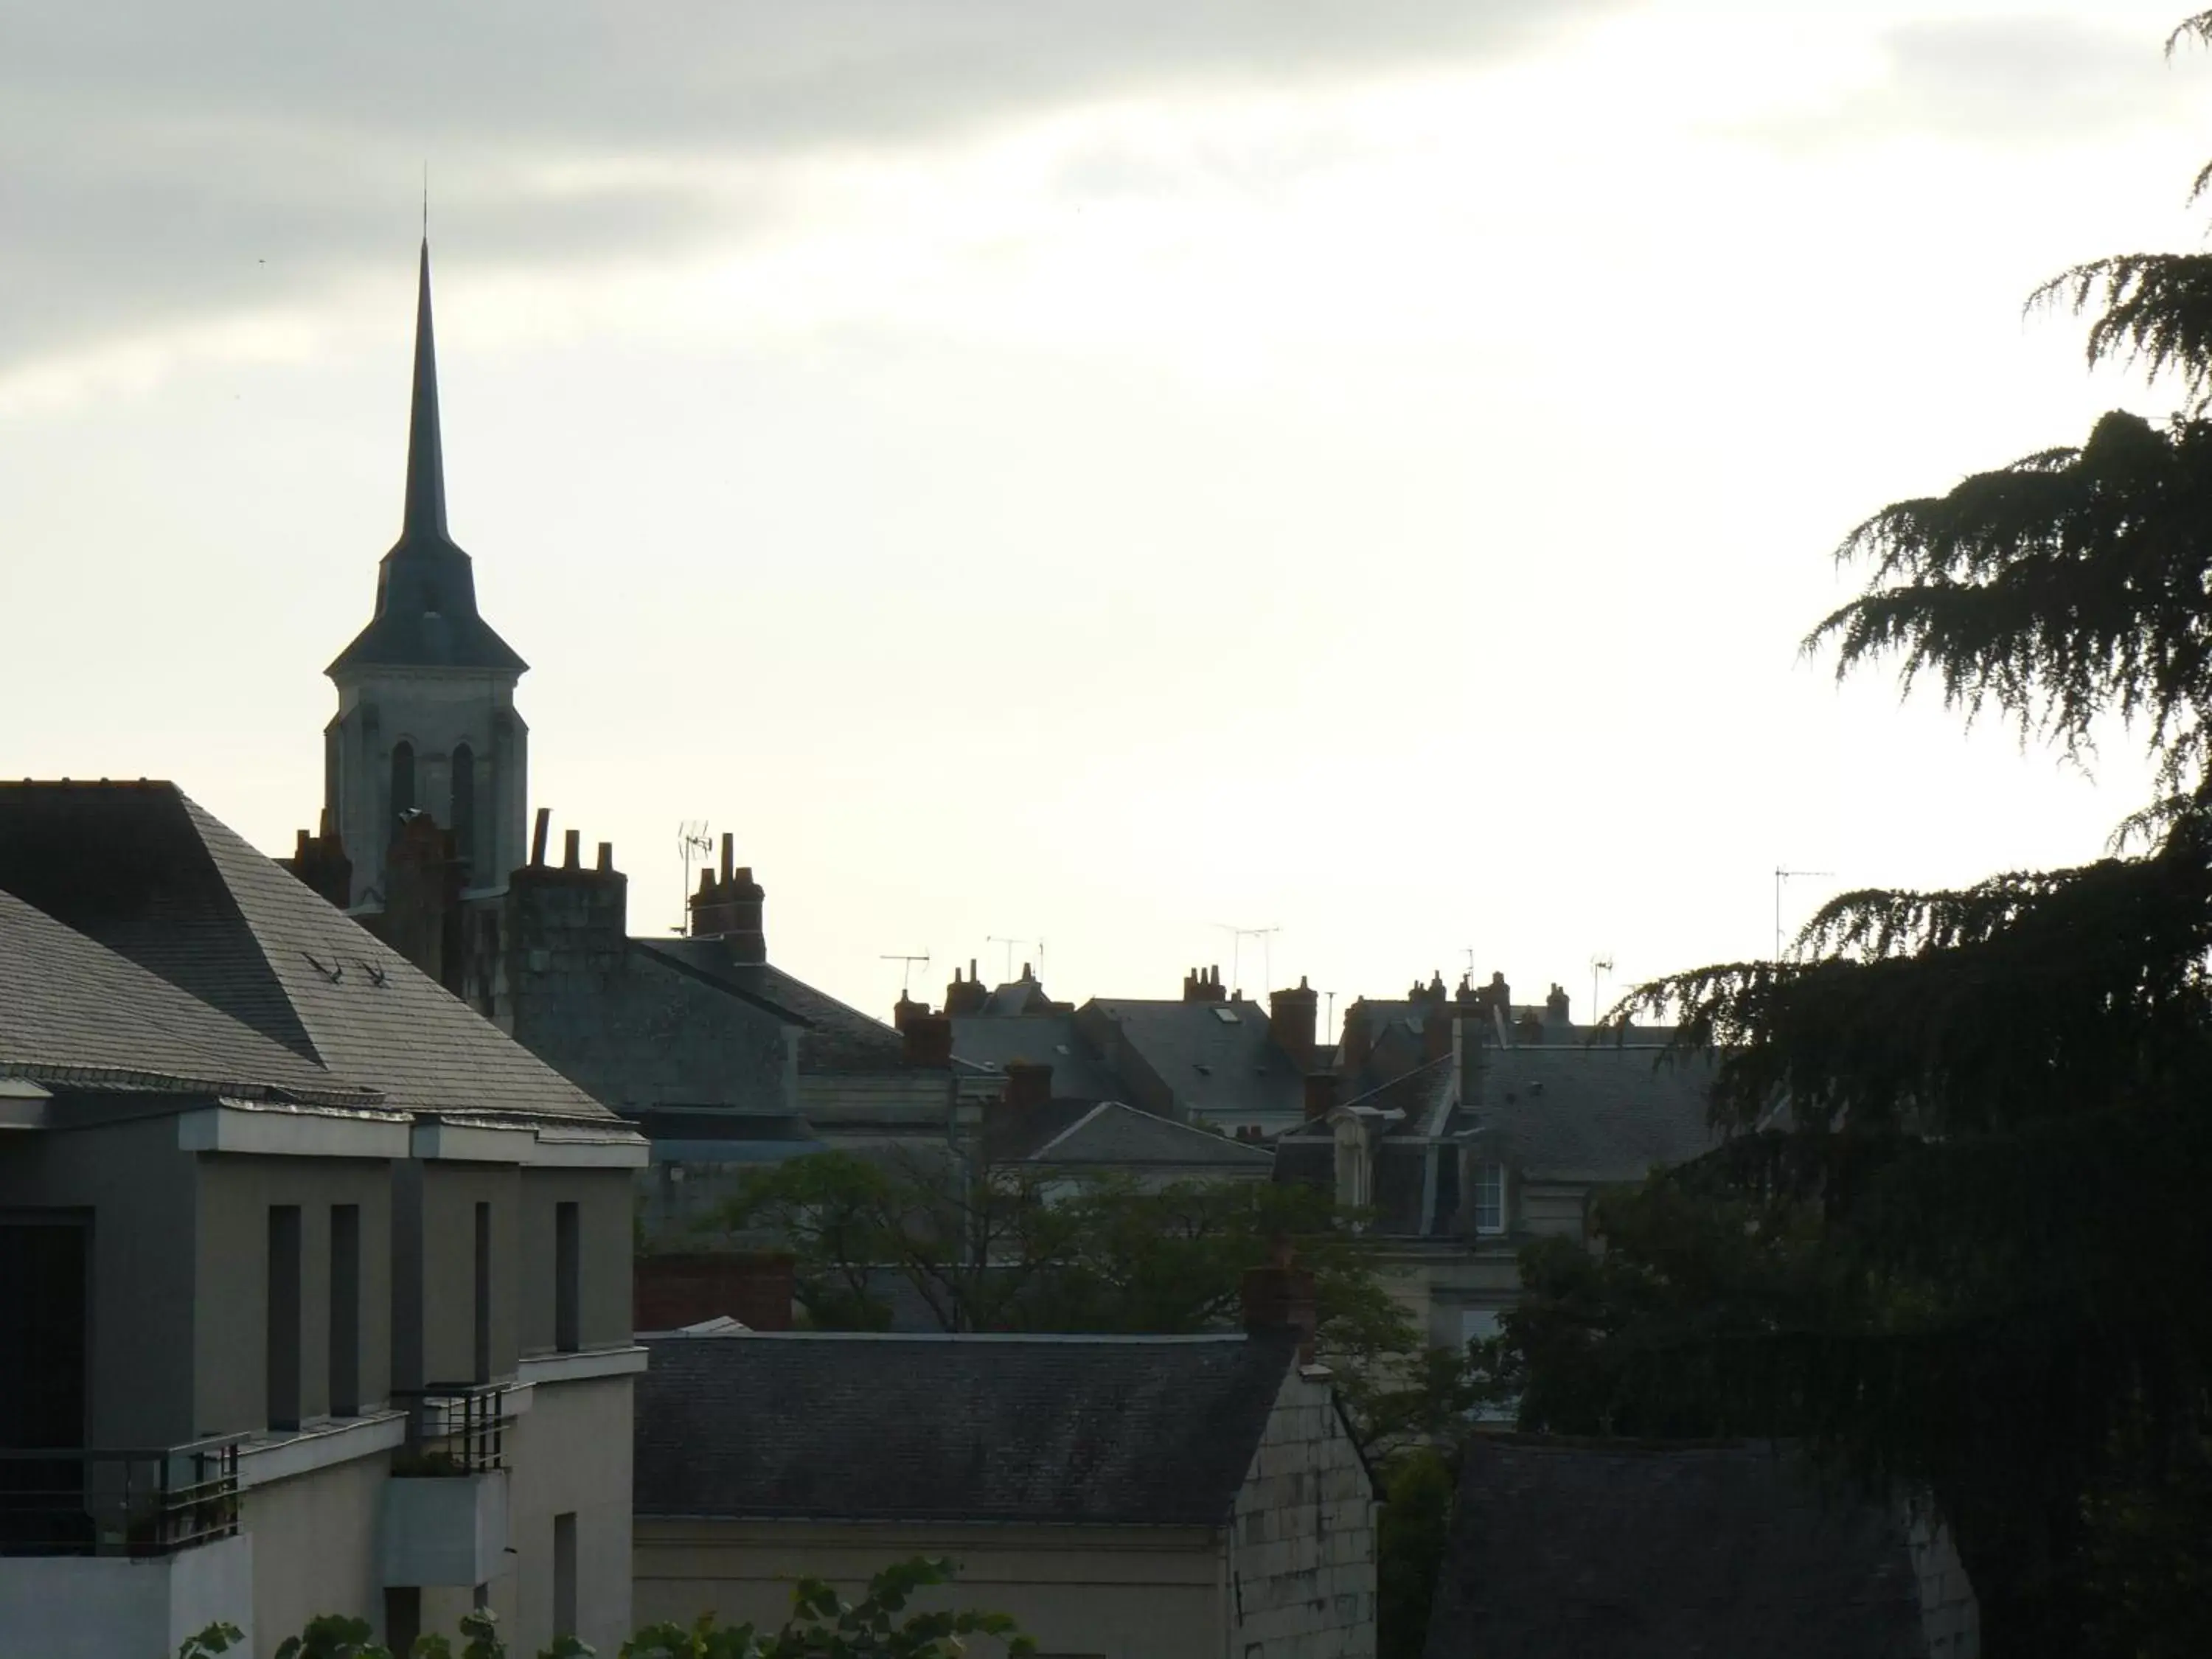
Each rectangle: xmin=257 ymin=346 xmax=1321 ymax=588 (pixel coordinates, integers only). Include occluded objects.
xmin=631 ymin=1262 xmax=1377 ymax=1659
xmin=0 ymin=780 xmax=645 ymax=1658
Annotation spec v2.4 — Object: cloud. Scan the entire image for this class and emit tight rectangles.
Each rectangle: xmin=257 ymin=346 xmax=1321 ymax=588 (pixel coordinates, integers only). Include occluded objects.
xmin=1739 ymin=14 xmax=2203 ymax=152
xmin=0 ymin=0 xmax=1621 ymax=374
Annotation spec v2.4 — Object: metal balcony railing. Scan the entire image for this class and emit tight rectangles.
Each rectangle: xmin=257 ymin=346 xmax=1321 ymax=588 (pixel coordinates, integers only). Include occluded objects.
xmin=391 ymin=1382 xmax=509 ymax=1475
xmin=0 ymin=1436 xmax=243 ymax=1557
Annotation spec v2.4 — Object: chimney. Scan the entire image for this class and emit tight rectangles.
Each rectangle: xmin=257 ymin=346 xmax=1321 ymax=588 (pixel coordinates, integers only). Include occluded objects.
xmin=687 ymin=860 xmax=768 ymax=964
xmin=1002 ymin=1060 xmax=1054 ymax=1115
xmin=1422 ymin=1004 xmax=1453 ymax=1065
xmin=1454 ymin=1012 xmax=1488 ymax=1109
xmin=1340 ymin=1000 xmax=1373 ymax=1076
xmin=893 ymin=991 xmax=926 ymax=1032
xmin=902 ymin=1012 xmax=953 ymax=1068
xmin=633 ymin=1251 xmax=795 ymax=1333
xmin=280 ymin=809 xmax=354 ymax=910
xmin=1545 ymin=983 xmax=1572 ymax=1030
xmin=1241 ymin=1243 xmax=1318 ymax=1363
xmin=371 ymin=811 xmax=460 ymax=987
xmin=1270 ymin=976 xmax=1318 ymax=1071
xmin=1302 ymin=1072 xmax=1337 ymax=1123
xmin=1183 ymin=965 xmax=1228 ymax=1004
xmin=943 ymin=962 xmax=987 ymax=1018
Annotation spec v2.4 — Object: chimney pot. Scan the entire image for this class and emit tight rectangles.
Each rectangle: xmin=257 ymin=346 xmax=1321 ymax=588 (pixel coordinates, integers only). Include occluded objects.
xmin=597 ymin=841 xmax=613 ymax=873
xmin=563 ymin=828 xmax=580 ymax=869
xmin=530 ymin=807 xmax=552 ymax=866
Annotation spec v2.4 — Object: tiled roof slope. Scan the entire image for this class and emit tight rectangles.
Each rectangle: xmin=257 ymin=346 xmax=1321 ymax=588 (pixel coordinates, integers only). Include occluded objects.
xmin=950 ymin=1013 xmax=1125 ymax=1105
xmin=1425 ymin=1439 xmax=1931 ymax=1659
xmin=636 ymin=1331 xmax=1297 ymax=1525
xmin=638 ymin=938 xmax=925 ymax=1075
xmin=0 ymin=782 xmax=614 ymax=1121
xmin=1026 ymin=1102 xmax=1275 ymax=1169
xmin=1463 ymin=1045 xmax=1717 ymax=1183
xmin=0 ymin=889 xmax=378 ymax=1107
xmin=1078 ymin=997 xmax=1305 ymax=1122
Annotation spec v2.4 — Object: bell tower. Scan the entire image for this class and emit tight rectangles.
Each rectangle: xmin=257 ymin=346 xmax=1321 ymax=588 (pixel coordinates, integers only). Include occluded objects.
xmin=322 ymin=240 xmax=529 ymax=906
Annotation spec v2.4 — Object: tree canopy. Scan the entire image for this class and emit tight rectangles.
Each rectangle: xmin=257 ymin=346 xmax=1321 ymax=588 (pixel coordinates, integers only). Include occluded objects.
xmin=1476 ymin=17 xmax=2212 ymax=1658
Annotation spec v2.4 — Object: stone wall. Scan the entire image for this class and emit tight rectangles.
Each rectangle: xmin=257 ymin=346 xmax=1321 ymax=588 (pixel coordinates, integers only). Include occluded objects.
xmin=1909 ymin=1512 xmax=1981 ymax=1659
xmin=1227 ymin=1368 xmax=1378 ymax=1659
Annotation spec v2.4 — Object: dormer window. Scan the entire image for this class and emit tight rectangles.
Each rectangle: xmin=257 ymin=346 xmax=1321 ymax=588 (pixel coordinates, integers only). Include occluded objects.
xmin=1333 ymin=1116 xmax=1373 ymax=1211
xmin=1472 ymin=1161 xmax=1506 ymax=1235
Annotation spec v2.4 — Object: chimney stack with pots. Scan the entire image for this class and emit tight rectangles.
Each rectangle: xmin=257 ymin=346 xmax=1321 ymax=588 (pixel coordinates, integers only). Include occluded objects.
xmin=1269 ymin=976 xmax=1318 ymax=1071
xmin=943 ymin=961 xmax=987 ymax=1018
xmin=687 ymin=831 xmax=768 ymax=964
xmin=1241 ymin=1239 xmax=1319 ymax=1364
xmin=1183 ymin=965 xmax=1228 ymax=1004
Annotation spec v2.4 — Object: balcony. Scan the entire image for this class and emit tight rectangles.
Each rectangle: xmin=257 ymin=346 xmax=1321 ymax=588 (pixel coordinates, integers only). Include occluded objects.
xmin=0 ymin=1440 xmax=252 ymax=1659
xmin=381 ymin=1384 xmax=511 ymax=1589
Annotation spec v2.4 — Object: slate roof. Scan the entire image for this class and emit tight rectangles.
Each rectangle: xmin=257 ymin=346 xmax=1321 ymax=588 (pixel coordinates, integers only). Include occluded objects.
xmin=638 ymin=939 xmax=925 ymax=1075
xmin=635 ymin=1330 xmax=1299 ymax=1526
xmin=0 ymin=782 xmax=617 ymax=1122
xmin=1078 ymin=997 xmax=1305 ymax=1124
xmin=1460 ymin=1044 xmax=1718 ymax=1183
xmin=1424 ymin=1439 xmax=1933 ymax=1659
xmin=1021 ymin=1102 xmax=1275 ymax=1171
xmin=0 ymin=889 xmax=379 ymax=1107
xmin=950 ymin=1012 xmax=1125 ymax=1104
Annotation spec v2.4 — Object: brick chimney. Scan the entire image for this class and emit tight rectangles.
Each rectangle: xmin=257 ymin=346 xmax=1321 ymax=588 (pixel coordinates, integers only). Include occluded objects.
xmin=1242 ymin=1241 xmax=1318 ymax=1363
xmin=1269 ymin=976 xmax=1318 ymax=1070
xmin=282 ymin=809 xmax=354 ymax=910
xmin=893 ymin=991 xmax=927 ymax=1031
xmin=943 ymin=961 xmax=987 ymax=1018
xmin=687 ymin=832 xmax=767 ymax=964
xmin=1183 ymin=964 xmax=1228 ymax=1003
xmin=1302 ymin=1072 xmax=1337 ymax=1123
xmin=372 ymin=810 xmax=461 ymax=988
xmin=633 ymin=1252 xmax=795 ymax=1332
xmin=1002 ymin=1060 xmax=1054 ymax=1114
xmin=1422 ymin=1001 xmax=1453 ymax=1065
xmin=1545 ymin=982 xmax=1571 ymax=1030
xmin=1340 ymin=1000 xmax=1373 ymax=1077
xmin=500 ymin=817 xmax=629 ymax=1033
xmin=902 ymin=1012 xmax=953 ymax=1068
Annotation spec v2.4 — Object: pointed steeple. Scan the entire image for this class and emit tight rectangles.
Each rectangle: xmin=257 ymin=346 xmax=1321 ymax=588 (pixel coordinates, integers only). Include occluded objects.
xmin=326 ymin=240 xmax=526 ymax=681
xmin=402 ymin=237 xmax=448 ymax=540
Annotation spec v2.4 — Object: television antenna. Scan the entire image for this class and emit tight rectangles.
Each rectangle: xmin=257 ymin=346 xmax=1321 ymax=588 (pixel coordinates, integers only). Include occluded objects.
xmin=1590 ymin=955 xmax=1614 ymax=1027
xmin=985 ymin=936 xmax=1043 ymax=982
xmin=880 ymin=952 xmax=931 ymax=997
xmin=1774 ymin=867 xmax=1834 ymax=961
xmin=1211 ymin=923 xmax=1280 ymax=998
xmin=675 ymin=821 xmax=713 ymax=931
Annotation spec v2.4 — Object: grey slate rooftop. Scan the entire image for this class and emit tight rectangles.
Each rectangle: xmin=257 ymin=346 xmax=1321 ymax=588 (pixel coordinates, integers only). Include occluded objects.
xmin=0 ymin=782 xmax=618 ymax=1123
xmin=636 ymin=1330 xmax=1300 ymax=1526
xmin=1424 ymin=1438 xmax=1932 ymax=1659
xmin=1017 ymin=1100 xmax=1276 ymax=1171
xmin=0 ymin=888 xmax=378 ymax=1108
xmin=1079 ymin=995 xmax=1306 ymax=1124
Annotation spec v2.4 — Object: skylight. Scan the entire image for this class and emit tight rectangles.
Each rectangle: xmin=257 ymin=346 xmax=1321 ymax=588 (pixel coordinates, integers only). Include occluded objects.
xmin=1211 ymin=1006 xmax=1239 ymax=1024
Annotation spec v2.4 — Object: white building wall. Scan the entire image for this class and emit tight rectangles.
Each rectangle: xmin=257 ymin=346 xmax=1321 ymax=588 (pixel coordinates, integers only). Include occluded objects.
xmin=242 ymin=1451 xmax=387 ymax=1655
xmin=1227 ymin=1369 xmax=1377 ymax=1659
xmin=1910 ymin=1512 xmax=1981 ymax=1659
xmin=498 ymin=1374 xmax=635 ymax=1655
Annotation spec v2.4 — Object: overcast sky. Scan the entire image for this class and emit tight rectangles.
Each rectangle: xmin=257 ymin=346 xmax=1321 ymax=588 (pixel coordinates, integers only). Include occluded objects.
xmin=2 ymin=0 xmax=2204 ymax=1021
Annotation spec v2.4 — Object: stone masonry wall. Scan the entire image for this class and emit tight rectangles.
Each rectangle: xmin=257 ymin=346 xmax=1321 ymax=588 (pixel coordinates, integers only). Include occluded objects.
xmin=1228 ymin=1368 xmax=1378 ymax=1659
xmin=1909 ymin=1512 xmax=1981 ymax=1659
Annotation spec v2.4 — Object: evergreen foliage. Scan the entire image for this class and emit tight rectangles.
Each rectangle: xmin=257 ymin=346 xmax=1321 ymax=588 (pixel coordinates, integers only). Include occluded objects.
xmin=1475 ymin=18 xmax=2212 ymax=1656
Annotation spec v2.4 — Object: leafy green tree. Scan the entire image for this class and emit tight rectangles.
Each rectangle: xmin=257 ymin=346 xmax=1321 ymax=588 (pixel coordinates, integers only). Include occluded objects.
xmin=622 ymin=1557 xmax=1035 ymax=1658
xmin=1474 ymin=15 xmax=2212 ymax=1656
xmin=1376 ymin=1447 xmax=1456 ymax=1659
xmin=190 ymin=1562 xmax=1033 ymax=1659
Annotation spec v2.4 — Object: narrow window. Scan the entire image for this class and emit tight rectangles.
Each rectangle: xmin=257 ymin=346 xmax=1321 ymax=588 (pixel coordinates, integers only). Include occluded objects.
xmin=390 ymin=740 xmax=417 ymax=824
xmin=552 ymin=1511 xmax=578 ymax=1638
xmin=330 ymin=1204 xmax=361 ymax=1416
xmin=1472 ymin=1162 xmax=1506 ymax=1235
xmin=554 ymin=1201 xmax=581 ymax=1354
xmin=451 ymin=741 xmax=476 ymax=880
xmin=267 ymin=1206 xmax=303 ymax=1431
xmin=473 ymin=1201 xmax=493 ymax=1384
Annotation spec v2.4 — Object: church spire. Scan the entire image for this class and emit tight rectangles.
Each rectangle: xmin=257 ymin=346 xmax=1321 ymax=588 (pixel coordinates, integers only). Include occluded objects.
xmin=403 ymin=237 xmax=448 ymax=541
